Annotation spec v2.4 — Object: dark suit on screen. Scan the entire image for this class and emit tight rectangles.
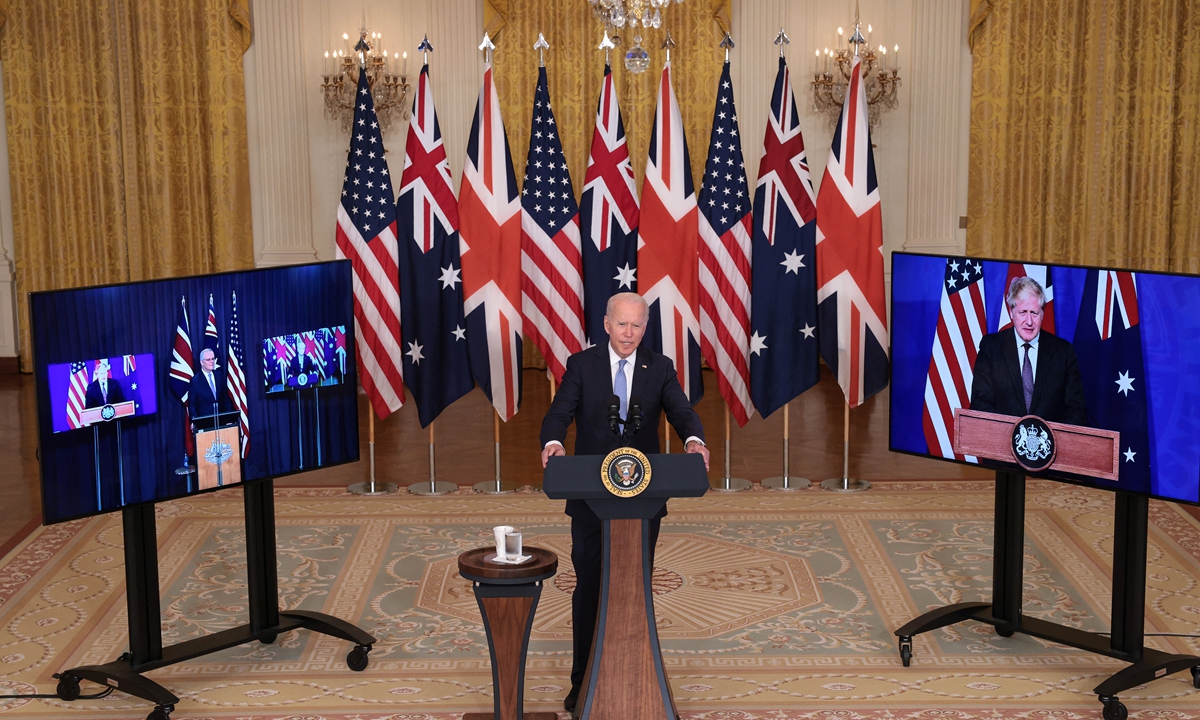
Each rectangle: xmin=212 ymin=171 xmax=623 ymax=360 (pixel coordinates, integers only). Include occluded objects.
xmin=970 ymin=328 xmax=1087 ymax=426
xmin=190 ymin=369 xmax=229 ymax=425
xmin=539 ymin=343 xmax=705 ymax=692
xmin=84 ymin=378 xmax=126 ymax=408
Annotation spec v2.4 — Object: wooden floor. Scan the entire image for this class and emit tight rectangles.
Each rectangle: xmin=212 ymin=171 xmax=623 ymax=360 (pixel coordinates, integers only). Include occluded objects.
xmin=0 ymin=366 xmax=988 ymax=549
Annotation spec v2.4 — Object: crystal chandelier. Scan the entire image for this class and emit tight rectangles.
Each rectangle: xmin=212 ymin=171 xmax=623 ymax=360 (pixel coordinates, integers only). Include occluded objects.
xmin=587 ymin=0 xmax=684 ymax=73
xmin=810 ymin=14 xmax=901 ymax=129
xmin=321 ymin=27 xmax=410 ymax=133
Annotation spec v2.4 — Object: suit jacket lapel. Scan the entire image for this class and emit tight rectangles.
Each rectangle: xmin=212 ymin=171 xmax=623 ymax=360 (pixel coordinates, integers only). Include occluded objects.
xmin=630 ymin=347 xmax=649 ymax=403
xmin=1030 ymin=336 xmax=1052 ymax=411
xmin=1003 ymin=332 xmax=1024 ymax=410
xmin=591 ymin=345 xmax=613 ymax=398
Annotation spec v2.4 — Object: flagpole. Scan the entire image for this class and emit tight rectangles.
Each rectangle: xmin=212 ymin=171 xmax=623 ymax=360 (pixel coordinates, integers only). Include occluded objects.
xmin=474 ymin=410 xmax=519 ymax=494
xmin=349 ymin=408 xmax=398 ymax=495
xmin=821 ymin=401 xmax=871 ymax=492
xmin=712 ymin=406 xmax=751 ymax=491
xmin=763 ymin=403 xmax=811 ymax=490
xmin=410 ymin=419 xmax=457 ymax=495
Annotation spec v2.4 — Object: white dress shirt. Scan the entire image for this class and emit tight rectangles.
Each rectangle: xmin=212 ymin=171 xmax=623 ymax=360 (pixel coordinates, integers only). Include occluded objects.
xmin=1013 ymin=329 xmax=1040 ymax=382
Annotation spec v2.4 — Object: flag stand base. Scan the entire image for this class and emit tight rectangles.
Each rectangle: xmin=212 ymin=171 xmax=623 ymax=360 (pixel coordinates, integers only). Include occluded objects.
xmin=820 ymin=477 xmax=871 ymax=493
xmin=473 ymin=480 xmax=521 ymax=495
xmin=348 ymin=481 xmax=398 ymax=496
xmin=762 ymin=476 xmax=811 ymax=490
xmin=410 ymin=481 xmax=458 ymax=496
xmin=710 ymin=477 xmax=752 ymax=492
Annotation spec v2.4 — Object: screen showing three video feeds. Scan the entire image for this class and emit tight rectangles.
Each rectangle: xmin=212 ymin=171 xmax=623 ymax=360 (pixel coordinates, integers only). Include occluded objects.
xmin=31 ymin=261 xmax=360 ymax=524
xmin=890 ymin=252 xmax=1200 ymax=506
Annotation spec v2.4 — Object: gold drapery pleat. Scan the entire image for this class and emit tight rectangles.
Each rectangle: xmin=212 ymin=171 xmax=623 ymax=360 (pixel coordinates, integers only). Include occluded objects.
xmin=0 ymin=1 xmax=254 ymax=370
xmin=966 ymin=0 xmax=1200 ymax=271
xmin=486 ymin=0 xmax=728 ymax=369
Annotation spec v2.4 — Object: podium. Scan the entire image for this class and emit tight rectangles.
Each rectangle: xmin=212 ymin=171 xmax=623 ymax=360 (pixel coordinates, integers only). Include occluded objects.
xmin=895 ymin=410 xmax=1200 ymax=719
xmin=193 ymin=410 xmax=242 ymax=490
xmin=543 ymin=452 xmax=708 ymax=720
xmin=79 ymin=400 xmax=136 ymax=425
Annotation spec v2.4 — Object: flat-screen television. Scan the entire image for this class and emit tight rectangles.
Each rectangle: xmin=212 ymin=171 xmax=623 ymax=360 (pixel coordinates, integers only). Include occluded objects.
xmin=890 ymin=252 xmax=1200 ymax=506
xmin=261 ymin=326 xmax=348 ymax=393
xmin=31 ymin=261 xmax=360 ymax=524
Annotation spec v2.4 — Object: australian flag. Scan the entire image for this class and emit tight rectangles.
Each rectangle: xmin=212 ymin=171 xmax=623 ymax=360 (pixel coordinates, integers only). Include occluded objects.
xmin=580 ymin=63 xmax=640 ymax=347
xmin=749 ymin=56 xmax=820 ymax=418
xmin=1073 ymin=269 xmax=1151 ymax=494
xmin=396 ymin=62 xmax=474 ymax=427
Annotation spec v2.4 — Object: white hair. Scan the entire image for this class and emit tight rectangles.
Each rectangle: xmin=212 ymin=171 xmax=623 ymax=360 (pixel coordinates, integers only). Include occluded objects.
xmin=1005 ymin=276 xmax=1046 ymax=310
xmin=605 ymin=292 xmax=649 ymax=321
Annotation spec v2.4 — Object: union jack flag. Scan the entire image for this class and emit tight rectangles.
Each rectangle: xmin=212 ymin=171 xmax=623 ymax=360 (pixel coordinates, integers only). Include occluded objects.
xmin=698 ymin=60 xmax=753 ymax=426
xmin=580 ymin=63 xmax=639 ymax=346
xmin=749 ymin=56 xmax=820 ymax=418
xmin=815 ymin=55 xmax=889 ymax=408
xmin=922 ymin=258 xmax=986 ymax=461
xmin=520 ymin=66 xmax=585 ymax=384
xmin=460 ymin=53 xmax=523 ymax=421
xmin=169 ymin=296 xmax=194 ymax=404
xmin=302 ymin=331 xmax=327 ymax=375
xmin=397 ymin=60 xmax=474 ymax=427
xmin=997 ymin=264 xmax=1055 ymax=333
xmin=225 ymin=291 xmax=250 ymax=458
xmin=334 ymin=64 xmax=406 ymax=419
xmin=639 ymin=61 xmax=702 ymax=403
xmin=65 ymin=360 xmax=90 ymax=430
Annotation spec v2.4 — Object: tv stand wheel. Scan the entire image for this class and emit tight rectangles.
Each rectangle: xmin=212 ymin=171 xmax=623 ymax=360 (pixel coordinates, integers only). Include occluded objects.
xmin=347 ymin=644 xmax=370 ymax=672
xmin=1099 ymin=695 xmax=1127 ymax=720
xmin=898 ymin=636 xmax=913 ymax=667
xmin=258 ymin=633 xmax=277 ymax=645
xmin=996 ymin=626 xmax=1015 ymax=638
xmin=55 ymin=674 xmax=80 ymax=701
xmin=147 ymin=704 xmax=173 ymax=720
xmin=1192 ymin=666 xmax=1200 ymax=689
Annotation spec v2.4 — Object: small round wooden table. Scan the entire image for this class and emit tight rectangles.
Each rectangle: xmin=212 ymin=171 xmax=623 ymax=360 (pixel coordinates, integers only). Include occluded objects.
xmin=458 ymin=546 xmax=558 ymax=720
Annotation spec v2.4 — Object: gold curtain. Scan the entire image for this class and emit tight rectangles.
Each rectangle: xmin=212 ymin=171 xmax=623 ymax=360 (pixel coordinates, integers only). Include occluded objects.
xmin=485 ymin=0 xmax=727 ymax=368
xmin=0 ymin=0 xmax=254 ymax=370
xmin=966 ymin=0 xmax=1200 ymax=271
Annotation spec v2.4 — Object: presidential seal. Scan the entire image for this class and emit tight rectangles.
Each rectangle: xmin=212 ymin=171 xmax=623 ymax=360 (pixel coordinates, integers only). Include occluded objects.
xmin=1011 ymin=415 xmax=1056 ymax=473
xmin=600 ymin=447 xmax=652 ymax=498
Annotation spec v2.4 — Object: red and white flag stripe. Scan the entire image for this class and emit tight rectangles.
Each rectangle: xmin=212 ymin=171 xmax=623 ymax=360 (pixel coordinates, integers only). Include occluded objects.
xmin=922 ymin=262 xmax=986 ymax=461
xmin=698 ymin=215 xmax=753 ymax=423
xmin=520 ymin=220 xmax=585 ymax=381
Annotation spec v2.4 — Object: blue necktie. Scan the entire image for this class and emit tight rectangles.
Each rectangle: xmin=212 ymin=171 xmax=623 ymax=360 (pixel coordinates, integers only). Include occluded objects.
xmin=615 ymin=359 xmax=628 ymax=420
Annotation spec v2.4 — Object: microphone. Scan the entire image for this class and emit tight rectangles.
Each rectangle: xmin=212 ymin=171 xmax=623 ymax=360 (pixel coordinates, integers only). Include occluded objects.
xmin=626 ymin=395 xmax=643 ymax=440
xmin=607 ymin=394 xmax=622 ymax=436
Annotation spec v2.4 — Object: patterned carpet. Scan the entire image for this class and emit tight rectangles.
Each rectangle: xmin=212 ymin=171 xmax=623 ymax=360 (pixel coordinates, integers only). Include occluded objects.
xmin=1 ymin=480 xmax=1199 ymax=719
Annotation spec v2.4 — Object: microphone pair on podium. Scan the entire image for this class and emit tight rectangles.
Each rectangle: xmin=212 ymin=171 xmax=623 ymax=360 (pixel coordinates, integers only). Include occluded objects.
xmin=607 ymin=394 xmax=643 ymax=443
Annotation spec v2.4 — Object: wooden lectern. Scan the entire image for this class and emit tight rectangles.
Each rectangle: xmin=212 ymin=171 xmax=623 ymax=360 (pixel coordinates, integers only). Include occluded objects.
xmin=543 ymin=453 xmax=708 ymax=720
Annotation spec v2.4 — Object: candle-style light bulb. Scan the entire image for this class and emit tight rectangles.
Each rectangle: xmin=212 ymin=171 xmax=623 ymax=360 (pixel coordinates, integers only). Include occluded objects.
xmin=343 ymin=33 xmax=349 ymax=40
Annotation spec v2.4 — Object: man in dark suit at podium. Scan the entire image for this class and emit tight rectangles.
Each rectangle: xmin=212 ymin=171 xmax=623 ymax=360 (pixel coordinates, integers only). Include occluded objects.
xmin=84 ymin=360 xmax=126 ymax=408
xmin=540 ymin=291 xmax=709 ymax=712
xmin=970 ymin=276 xmax=1087 ymax=425
xmin=191 ymin=347 xmax=229 ymax=422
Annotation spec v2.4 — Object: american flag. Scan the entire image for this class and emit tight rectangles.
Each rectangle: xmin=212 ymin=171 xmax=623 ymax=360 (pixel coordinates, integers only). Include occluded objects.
xmin=168 ymin=296 xmax=196 ymax=457
xmin=749 ymin=56 xmax=820 ymax=418
xmin=225 ymin=290 xmax=250 ymax=458
xmin=122 ymin=354 xmax=137 ymax=377
xmin=65 ymin=360 xmax=90 ymax=430
xmin=997 ymin=264 xmax=1055 ymax=333
xmin=922 ymin=257 xmax=986 ymax=461
xmin=580 ymin=63 xmax=639 ymax=346
xmin=639 ymin=61 xmax=703 ymax=403
xmin=815 ymin=55 xmax=889 ymax=408
xmin=396 ymin=61 xmax=475 ymax=428
xmin=460 ymin=54 xmax=523 ymax=421
xmin=334 ymin=64 xmax=406 ymax=419
xmin=520 ymin=66 xmax=585 ymax=384
xmin=203 ymin=293 xmax=219 ymax=356
xmin=697 ymin=60 xmax=753 ymax=426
